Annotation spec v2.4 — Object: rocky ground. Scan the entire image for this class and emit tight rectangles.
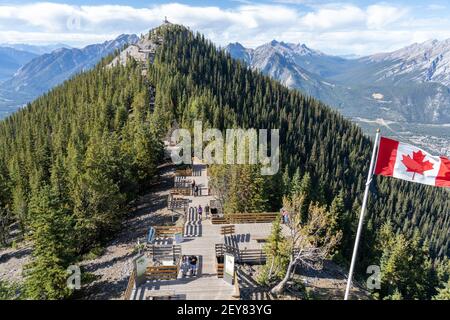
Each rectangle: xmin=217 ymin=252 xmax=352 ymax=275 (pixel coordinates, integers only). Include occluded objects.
xmin=240 ymin=261 xmax=371 ymax=300
xmin=0 ymin=243 xmax=31 ymax=284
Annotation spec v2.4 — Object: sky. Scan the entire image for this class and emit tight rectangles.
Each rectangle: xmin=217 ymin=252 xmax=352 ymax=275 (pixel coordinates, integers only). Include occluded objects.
xmin=1 ymin=0 xmax=450 ymax=56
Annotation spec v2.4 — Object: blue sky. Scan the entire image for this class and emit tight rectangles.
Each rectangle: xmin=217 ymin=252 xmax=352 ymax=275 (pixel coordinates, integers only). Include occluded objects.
xmin=1 ymin=1 xmax=450 ymax=55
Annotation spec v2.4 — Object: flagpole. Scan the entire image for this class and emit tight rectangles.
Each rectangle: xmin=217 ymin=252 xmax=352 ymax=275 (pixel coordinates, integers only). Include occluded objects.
xmin=344 ymin=129 xmax=381 ymax=300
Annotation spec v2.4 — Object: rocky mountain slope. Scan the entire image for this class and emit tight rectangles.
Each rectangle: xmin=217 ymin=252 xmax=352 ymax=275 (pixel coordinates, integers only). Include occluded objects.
xmin=0 ymin=47 xmax=37 ymax=82
xmin=226 ymin=40 xmax=450 ymax=155
xmin=1 ymin=43 xmax=72 ymax=55
xmin=0 ymin=35 xmax=138 ymax=119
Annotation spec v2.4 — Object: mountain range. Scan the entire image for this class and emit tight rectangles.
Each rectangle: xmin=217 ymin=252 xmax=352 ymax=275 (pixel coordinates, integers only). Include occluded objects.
xmin=0 ymin=43 xmax=73 ymax=55
xmin=226 ymin=39 xmax=450 ymax=155
xmin=0 ymin=35 xmax=138 ymax=119
xmin=0 ymin=33 xmax=449 ymax=154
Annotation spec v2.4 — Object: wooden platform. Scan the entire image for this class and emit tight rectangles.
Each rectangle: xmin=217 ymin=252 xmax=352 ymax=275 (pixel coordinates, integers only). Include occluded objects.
xmin=128 ymin=159 xmax=277 ymax=300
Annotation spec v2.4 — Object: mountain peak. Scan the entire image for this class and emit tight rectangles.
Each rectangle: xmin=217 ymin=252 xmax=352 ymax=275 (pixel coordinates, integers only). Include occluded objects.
xmin=227 ymin=42 xmax=246 ymax=50
xmin=270 ymin=40 xmax=279 ymax=46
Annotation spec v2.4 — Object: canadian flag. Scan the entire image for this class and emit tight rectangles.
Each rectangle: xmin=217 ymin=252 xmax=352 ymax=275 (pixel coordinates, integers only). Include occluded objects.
xmin=375 ymin=137 xmax=450 ymax=187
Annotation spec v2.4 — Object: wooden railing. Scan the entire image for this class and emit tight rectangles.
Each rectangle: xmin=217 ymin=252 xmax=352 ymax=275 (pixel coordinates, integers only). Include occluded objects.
xmin=215 ymin=243 xmax=266 ymax=265
xmin=123 ymin=268 xmax=136 ymax=300
xmin=220 ymin=225 xmax=235 ymax=235
xmin=216 ymin=256 xmax=224 ymax=278
xmin=171 ymin=188 xmax=191 ymax=196
xmin=232 ymin=271 xmax=241 ymax=300
xmin=148 ymin=244 xmax=182 ymax=260
xmin=146 ymin=256 xmax=181 ymax=280
xmin=175 ymin=168 xmax=192 ymax=176
xmin=211 ymin=213 xmax=279 ymax=225
xmin=239 ymin=248 xmax=266 ymax=264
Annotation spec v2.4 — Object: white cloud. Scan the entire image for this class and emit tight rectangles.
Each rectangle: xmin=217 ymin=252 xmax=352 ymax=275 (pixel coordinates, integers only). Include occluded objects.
xmin=300 ymin=5 xmax=366 ymax=30
xmin=366 ymin=4 xmax=409 ymax=30
xmin=0 ymin=2 xmax=449 ymax=56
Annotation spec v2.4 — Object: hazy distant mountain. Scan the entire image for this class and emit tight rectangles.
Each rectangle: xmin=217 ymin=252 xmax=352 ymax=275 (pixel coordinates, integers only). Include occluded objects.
xmin=0 ymin=47 xmax=37 ymax=82
xmin=1 ymin=43 xmax=72 ymax=55
xmin=227 ymin=39 xmax=450 ymax=125
xmin=225 ymin=41 xmax=353 ymax=108
xmin=358 ymin=39 xmax=450 ymax=87
xmin=226 ymin=39 xmax=450 ymax=155
xmin=225 ymin=42 xmax=253 ymax=65
xmin=0 ymin=34 xmax=138 ymax=119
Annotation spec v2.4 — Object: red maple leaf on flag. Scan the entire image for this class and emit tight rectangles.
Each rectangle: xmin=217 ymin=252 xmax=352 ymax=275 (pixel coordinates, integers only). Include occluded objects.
xmin=401 ymin=150 xmax=434 ymax=180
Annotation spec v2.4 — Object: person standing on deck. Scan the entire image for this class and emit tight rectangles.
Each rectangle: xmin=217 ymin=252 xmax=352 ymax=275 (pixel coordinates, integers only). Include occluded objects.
xmin=194 ymin=185 xmax=199 ymax=197
xmin=191 ymin=180 xmax=196 ymax=196
xmin=181 ymin=255 xmax=189 ymax=278
xmin=189 ymin=255 xmax=198 ymax=276
xmin=198 ymin=205 xmax=203 ymax=221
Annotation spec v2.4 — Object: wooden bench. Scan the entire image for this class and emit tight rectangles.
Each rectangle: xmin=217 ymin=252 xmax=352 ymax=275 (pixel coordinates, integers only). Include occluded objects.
xmin=171 ymin=188 xmax=191 ymax=196
xmin=154 ymin=226 xmax=183 ymax=238
xmin=220 ymin=225 xmax=235 ymax=235
xmin=239 ymin=249 xmax=266 ymax=264
xmin=168 ymin=198 xmax=189 ymax=210
xmin=146 ymin=290 xmax=177 ymax=300
xmin=146 ymin=265 xmax=179 ymax=280
xmin=211 ymin=213 xmax=279 ymax=225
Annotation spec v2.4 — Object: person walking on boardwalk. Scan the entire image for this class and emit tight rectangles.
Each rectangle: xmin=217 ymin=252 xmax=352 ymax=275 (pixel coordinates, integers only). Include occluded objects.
xmin=181 ymin=255 xmax=189 ymax=278
xmin=194 ymin=185 xmax=199 ymax=197
xmin=198 ymin=205 xmax=203 ymax=220
xmin=189 ymin=255 xmax=198 ymax=276
xmin=191 ymin=180 xmax=196 ymax=196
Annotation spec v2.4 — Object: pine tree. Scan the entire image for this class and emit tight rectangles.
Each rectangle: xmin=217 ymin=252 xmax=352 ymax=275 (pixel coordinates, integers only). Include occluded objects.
xmin=259 ymin=219 xmax=289 ymax=284
xmin=25 ymin=186 xmax=74 ymax=300
xmin=433 ymin=280 xmax=450 ymax=300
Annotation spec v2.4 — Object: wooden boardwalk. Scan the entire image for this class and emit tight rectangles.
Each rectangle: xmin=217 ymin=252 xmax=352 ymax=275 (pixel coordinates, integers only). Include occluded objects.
xmin=130 ymin=158 xmax=276 ymax=300
xmin=133 ymin=159 xmax=235 ymax=300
